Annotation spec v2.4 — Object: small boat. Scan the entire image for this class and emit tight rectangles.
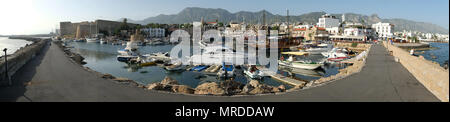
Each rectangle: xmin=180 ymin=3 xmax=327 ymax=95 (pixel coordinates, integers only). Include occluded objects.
xmin=190 ymin=65 xmax=209 ymax=72
xmin=279 ymin=52 xmax=323 ymax=70
xmin=217 ymin=63 xmax=235 ymax=78
xmin=100 ymin=39 xmax=107 ymax=44
xmin=86 ymin=38 xmax=99 ymax=43
xmin=139 ymin=59 xmax=157 ymax=67
xmin=243 ymin=65 xmax=264 ymax=79
xmin=117 ymin=55 xmax=138 ymax=62
xmin=278 ymin=65 xmax=325 ymax=77
xmin=322 ymin=48 xmax=349 ymax=62
xmin=143 ymin=52 xmax=171 ymax=63
xmin=304 ymin=43 xmax=333 ymax=55
xmin=164 ymin=62 xmax=186 ymax=71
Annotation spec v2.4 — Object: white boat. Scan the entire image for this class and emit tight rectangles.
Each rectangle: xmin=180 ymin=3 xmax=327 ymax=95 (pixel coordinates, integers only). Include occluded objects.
xmin=100 ymin=39 xmax=107 ymax=44
xmin=143 ymin=52 xmax=171 ymax=62
xmin=304 ymin=43 xmax=333 ymax=55
xmin=189 ymin=45 xmax=247 ymax=65
xmin=217 ymin=63 xmax=235 ymax=78
xmin=86 ymin=38 xmax=99 ymax=43
xmin=279 ymin=52 xmax=323 ymax=70
xmin=164 ymin=62 xmax=186 ymax=71
xmin=243 ymin=65 xmax=264 ymax=79
xmin=278 ymin=65 xmax=324 ymax=77
xmin=321 ymin=48 xmax=349 ymax=61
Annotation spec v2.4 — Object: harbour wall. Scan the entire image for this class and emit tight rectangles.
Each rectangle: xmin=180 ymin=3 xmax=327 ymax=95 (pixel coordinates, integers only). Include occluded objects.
xmin=0 ymin=38 xmax=49 ymax=85
xmin=383 ymin=41 xmax=449 ymax=102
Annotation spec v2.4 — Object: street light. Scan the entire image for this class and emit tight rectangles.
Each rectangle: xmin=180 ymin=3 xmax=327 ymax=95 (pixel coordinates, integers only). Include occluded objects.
xmin=3 ymin=48 xmax=11 ymax=86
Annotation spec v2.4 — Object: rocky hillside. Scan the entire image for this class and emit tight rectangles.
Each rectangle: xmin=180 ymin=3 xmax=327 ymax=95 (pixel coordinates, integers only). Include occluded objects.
xmin=123 ymin=7 xmax=449 ymax=34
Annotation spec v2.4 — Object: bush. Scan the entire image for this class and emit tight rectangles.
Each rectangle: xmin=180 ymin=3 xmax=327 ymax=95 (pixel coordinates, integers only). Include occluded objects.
xmin=351 ymin=43 xmax=358 ymax=47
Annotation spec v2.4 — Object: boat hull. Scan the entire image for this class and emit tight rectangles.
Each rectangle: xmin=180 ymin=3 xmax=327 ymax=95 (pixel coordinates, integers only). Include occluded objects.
xmin=279 ymin=60 xmax=322 ymax=70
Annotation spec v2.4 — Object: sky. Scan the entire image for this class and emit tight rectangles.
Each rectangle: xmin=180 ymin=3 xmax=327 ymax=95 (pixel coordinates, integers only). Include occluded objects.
xmin=0 ymin=0 xmax=448 ymax=35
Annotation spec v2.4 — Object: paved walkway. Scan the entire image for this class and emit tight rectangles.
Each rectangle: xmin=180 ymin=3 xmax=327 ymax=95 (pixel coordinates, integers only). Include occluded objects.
xmin=0 ymin=42 xmax=440 ymax=102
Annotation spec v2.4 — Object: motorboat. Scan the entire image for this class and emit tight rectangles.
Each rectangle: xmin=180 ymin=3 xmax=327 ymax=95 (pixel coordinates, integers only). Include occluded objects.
xmin=321 ymin=48 xmax=349 ymax=62
xmin=278 ymin=65 xmax=324 ymax=77
xmin=117 ymin=55 xmax=138 ymax=62
xmin=278 ymin=52 xmax=323 ymax=70
xmin=217 ymin=63 xmax=235 ymax=78
xmin=304 ymin=43 xmax=333 ymax=55
xmin=189 ymin=45 xmax=247 ymax=65
xmin=164 ymin=62 xmax=186 ymax=71
xmin=143 ymin=52 xmax=171 ymax=63
xmin=190 ymin=65 xmax=209 ymax=72
xmin=243 ymin=65 xmax=265 ymax=79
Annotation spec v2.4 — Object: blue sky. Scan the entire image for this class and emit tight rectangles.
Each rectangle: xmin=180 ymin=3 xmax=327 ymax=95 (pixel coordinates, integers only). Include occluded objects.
xmin=0 ymin=0 xmax=448 ymax=35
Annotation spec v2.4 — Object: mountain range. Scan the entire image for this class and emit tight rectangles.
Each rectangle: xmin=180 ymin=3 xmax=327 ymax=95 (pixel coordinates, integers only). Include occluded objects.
xmin=121 ymin=7 xmax=449 ymax=34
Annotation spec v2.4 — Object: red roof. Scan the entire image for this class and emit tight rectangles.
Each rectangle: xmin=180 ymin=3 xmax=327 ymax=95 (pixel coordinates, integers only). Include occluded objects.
xmin=294 ymin=28 xmax=306 ymax=31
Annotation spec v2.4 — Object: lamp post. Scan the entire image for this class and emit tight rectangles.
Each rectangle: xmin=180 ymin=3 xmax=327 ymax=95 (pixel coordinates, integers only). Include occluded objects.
xmin=3 ymin=48 xmax=11 ymax=86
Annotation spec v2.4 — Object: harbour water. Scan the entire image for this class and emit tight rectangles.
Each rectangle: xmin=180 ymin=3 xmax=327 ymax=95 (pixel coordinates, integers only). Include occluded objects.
xmin=68 ymin=42 xmax=345 ymax=88
xmin=0 ymin=37 xmax=33 ymax=57
xmin=418 ymin=42 xmax=449 ymax=67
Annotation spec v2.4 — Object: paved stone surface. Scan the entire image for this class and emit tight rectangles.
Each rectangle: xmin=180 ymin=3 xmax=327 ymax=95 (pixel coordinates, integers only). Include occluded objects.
xmin=0 ymin=42 xmax=440 ymax=102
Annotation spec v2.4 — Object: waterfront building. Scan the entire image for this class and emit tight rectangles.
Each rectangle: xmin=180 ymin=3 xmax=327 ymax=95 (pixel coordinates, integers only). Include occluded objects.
xmin=372 ymin=22 xmax=394 ymax=38
xmin=292 ymin=26 xmax=329 ymax=41
xmin=141 ymin=28 xmax=165 ymax=38
xmin=317 ymin=14 xmax=340 ymax=28
xmin=60 ymin=19 xmax=139 ymax=38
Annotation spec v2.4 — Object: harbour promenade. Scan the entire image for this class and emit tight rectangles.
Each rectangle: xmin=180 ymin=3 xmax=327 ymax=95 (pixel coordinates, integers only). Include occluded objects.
xmin=0 ymin=42 xmax=440 ymax=102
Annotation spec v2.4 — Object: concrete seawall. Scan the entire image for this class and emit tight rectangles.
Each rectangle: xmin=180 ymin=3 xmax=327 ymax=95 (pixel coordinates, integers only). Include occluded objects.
xmin=383 ymin=41 xmax=449 ymax=102
xmin=0 ymin=38 xmax=48 ymax=84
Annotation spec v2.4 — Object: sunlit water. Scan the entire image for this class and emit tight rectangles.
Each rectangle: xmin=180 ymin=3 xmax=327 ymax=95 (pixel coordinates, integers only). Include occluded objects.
xmin=0 ymin=37 xmax=33 ymax=57
xmin=419 ymin=42 xmax=449 ymax=67
xmin=68 ymin=42 xmax=344 ymax=88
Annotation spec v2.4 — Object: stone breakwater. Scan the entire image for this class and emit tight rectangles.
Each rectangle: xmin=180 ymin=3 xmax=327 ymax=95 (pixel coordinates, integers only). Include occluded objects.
xmin=383 ymin=41 xmax=449 ymax=102
xmin=0 ymin=37 xmax=49 ymax=85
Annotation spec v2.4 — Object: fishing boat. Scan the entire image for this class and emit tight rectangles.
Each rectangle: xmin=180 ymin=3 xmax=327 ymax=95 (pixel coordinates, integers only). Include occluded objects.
xmin=117 ymin=41 xmax=140 ymax=62
xmin=279 ymin=52 xmax=323 ymax=70
xmin=217 ymin=63 xmax=235 ymax=78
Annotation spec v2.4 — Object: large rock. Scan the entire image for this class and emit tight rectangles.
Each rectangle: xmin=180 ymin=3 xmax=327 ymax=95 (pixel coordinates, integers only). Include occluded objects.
xmin=249 ymin=86 xmax=273 ymax=94
xmin=147 ymin=82 xmax=172 ymax=91
xmin=220 ymin=80 xmax=244 ymax=95
xmin=194 ymin=82 xmax=225 ymax=95
xmin=161 ymin=76 xmax=178 ymax=85
xmin=249 ymin=80 xmax=261 ymax=87
xmin=101 ymin=73 xmax=115 ymax=79
xmin=172 ymin=85 xmax=195 ymax=94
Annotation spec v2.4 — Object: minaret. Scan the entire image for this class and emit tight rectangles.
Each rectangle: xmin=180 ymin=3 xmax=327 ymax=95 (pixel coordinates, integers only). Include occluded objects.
xmin=342 ymin=14 xmax=346 ymax=23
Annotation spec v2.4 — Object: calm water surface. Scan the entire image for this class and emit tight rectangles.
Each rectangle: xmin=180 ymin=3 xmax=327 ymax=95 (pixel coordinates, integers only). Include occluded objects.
xmin=68 ymin=42 xmax=344 ymax=88
xmin=0 ymin=37 xmax=33 ymax=57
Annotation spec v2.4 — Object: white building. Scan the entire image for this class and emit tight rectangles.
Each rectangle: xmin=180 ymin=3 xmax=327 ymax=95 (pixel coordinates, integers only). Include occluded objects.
xmin=372 ymin=22 xmax=394 ymax=38
xmin=326 ymin=27 xmax=340 ymax=35
xmin=317 ymin=14 xmax=340 ymax=28
xmin=141 ymin=28 xmax=165 ymax=38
